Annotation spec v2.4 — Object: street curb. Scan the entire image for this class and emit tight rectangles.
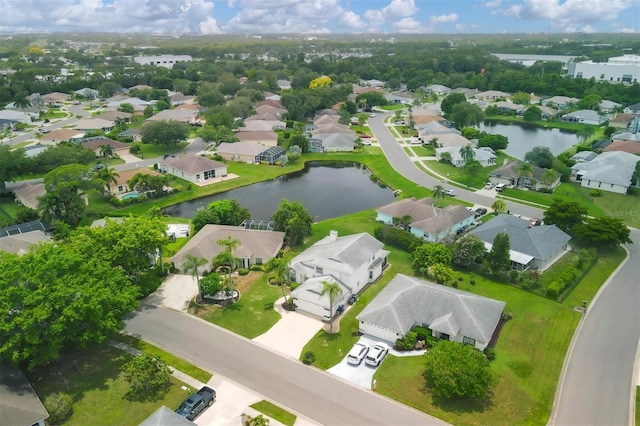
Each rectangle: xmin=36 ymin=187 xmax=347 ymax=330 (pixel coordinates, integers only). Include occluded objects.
xmin=546 ymin=244 xmax=631 ymax=426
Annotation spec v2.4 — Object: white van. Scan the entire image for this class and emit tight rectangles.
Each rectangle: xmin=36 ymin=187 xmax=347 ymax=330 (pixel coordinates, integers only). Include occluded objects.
xmin=495 ymin=183 xmax=506 ymax=192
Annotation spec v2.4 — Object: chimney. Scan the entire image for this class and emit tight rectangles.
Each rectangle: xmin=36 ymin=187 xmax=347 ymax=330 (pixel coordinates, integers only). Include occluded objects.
xmin=329 ymin=230 xmax=338 ymax=241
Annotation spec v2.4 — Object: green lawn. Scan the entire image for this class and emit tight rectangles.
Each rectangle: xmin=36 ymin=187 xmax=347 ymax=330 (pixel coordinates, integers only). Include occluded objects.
xmin=0 ymin=198 xmax=24 ymax=226
xmin=250 ymin=400 xmax=297 ymax=426
xmin=500 ymin=183 xmax=640 ymax=228
xmin=193 ymin=272 xmax=282 ymax=338
xmin=42 ymin=110 xmax=70 ymax=119
xmin=110 ymin=334 xmax=212 ymax=383
xmin=136 ymin=142 xmax=189 ymax=159
xmin=424 ymin=160 xmax=486 ymax=189
xmin=411 ymin=145 xmax=436 ymax=157
xmin=636 ymin=387 xmax=640 ymax=426
xmin=26 ymin=345 xmax=190 ymax=426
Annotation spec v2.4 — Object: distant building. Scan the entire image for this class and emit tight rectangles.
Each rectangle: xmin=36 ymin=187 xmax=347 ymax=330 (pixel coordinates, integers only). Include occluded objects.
xmin=567 ymin=54 xmax=640 ymax=84
xmin=133 ymin=54 xmax=192 ymax=69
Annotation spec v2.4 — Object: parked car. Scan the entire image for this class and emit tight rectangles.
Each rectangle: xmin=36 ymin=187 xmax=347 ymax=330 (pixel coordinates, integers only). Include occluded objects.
xmin=92 ymin=163 xmax=106 ymax=172
xmin=529 ymin=218 xmax=542 ymax=227
xmin=484 ymin=182 xmax=495 ymax=190
xmin=360 ymin=134 xmax=371 ymax=138
xmin=394 ymin=120 xmax=405 ymax=125
xmin=335 ymin=304 xmax=345 ymax=317
xmin=361 ymin=140 xmax=371 ymax=146
xmin=474 ymin=208 xmax=488 ymax=218
xmin=369 ymin=113 xmax=376 ymax=118
xmin=347 ymin=294 xmax=358 ymax=305
xmin=175 ymin=386 xmax=216 ymax=420
xmin=443 ymin=189 xmax=455 ymax=196
xmin=495 ymin=183 xmax=506 ymax=192
xmin=347 ymin=342 xmax=370 ymax=365
xmin=365 ymin=342 xmax=389 ymax=367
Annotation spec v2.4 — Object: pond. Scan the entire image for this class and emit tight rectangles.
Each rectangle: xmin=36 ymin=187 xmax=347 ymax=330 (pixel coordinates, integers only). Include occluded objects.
xmin=478 ymin=121 xmax=580 ymax=160
xmin=163 ymin=162 xmax=397 ymax=221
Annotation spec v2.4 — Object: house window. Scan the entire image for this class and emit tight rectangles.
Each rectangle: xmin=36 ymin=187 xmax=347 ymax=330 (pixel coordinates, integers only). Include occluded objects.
xmin=463 ymin=336 xmax=476 ymax=346
xmin=369 ymin=271 xmax=373 ymax=280
xmin=117 ymin=185 xmax=123 ymax=192
xmin=204 ymin=170 xmax=215 ymax=179
xmin=196 ymin=174 xmax=200 ymax=180
xmin=255 ymin=258 xmax=262 ymax=265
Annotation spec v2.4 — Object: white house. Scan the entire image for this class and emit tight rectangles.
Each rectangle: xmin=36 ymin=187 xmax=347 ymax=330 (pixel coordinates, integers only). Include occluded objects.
xmin=376 ymin=198 xmax=475 ymax=242
xmin=160 ymin=154 xmax=227 ymax=185
xmin=561 ymin=109 xmax=608 ymax=126
xmin=290 ymin=231 xmax=389 ymax=320
xmin=356 ymin=274 xmax=505 ymax=351
xmin=435 ymin=146 xmax=497 ymax=167
xmin=571 ymin=151 xmax=639 ymax=194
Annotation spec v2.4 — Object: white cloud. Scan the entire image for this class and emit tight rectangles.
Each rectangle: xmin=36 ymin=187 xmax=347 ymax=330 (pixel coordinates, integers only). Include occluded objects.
xmin=200 ymin=17 xmax=221 ymax=34
xmin=484 ymin=0 xmax=502 ymax=7
xmin=392 ymin=17 xmax=425 ymax=33
xmin=455 ymin=23 xmax=477 ymax=32
xmin=364 ymin=0 xmax=419 ymax=24
xmin=614 ymin=27 xmax=636 ymax=33
xmin=501 ymin=0 xmax=631 ymax=29
xmin=340 ymin=11 xmax=366 ymax=29
xmin=429 ymin=13 xmax=458 ymax=24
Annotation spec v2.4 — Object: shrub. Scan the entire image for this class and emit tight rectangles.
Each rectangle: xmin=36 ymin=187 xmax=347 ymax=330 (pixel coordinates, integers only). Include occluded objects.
xmin=290 ymin=282 xmax=299 ymax=291
xmin=412 ymin=326 xmax=431 ymax=341
xmin=546 ymin=280 xmax=565 ymax=299
xmin=576 ymin=248 xmax=596 ymax=269
xmin=590 ymin=189 xmax=603 ymax=197
xmin=44 ymin=392 xmax=73 ymax=424
xmin=238 ymin=268 xmax=249 ymax=276
xmin=394 ymin=331 xmax=418 ymax=351
xmin=249 ymin=264 xmax=264 ymax=272
xmin=509 ymin=270 xmax=520 ymax=283
xmin=374 ymin=225 xmax=422 ymax=252
xmin=560 ymin=267 xmax=579 ymax=286
xmin=484 ymin=347 xmax=496 ymax=361
xmin=303 ymin=351 xmax=315 ymax=364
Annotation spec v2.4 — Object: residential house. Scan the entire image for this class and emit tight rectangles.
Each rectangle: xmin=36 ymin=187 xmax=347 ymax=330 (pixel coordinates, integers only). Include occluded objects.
xmin=239 ymin=120 xmax=286 ymax=132
xmin=570 ymin=151 xmax=598 ymax=163
xmin=452 ymin=87 xmax=479 ymax=96
xmin=599 ymin=100 xmax=622 ymax=112
xmin=537 ymin=105 xmax=559 ymax=119
xmin=217 ymin=142 xmax=270 ymax=163
xmin=246 ymin=112 xmax=282 ymax=122
xmin=74 ymin=87 xmax=99 ymax=99
xmin=571 ymin=151 xmax=639 ymax=194
xmin=609 ymin=113 xmax=638 ymax=129
xmin=0 ymin=230 xmax=51 ymax=256
xmin=604 ymin=140 xmax=640 ymax=155
xmin=426 ymin=133 xmax=471 ymax=148
xmin=562 ymin=109 xmax=607 ymax=126
xmin=376 ymin=197 xmax=475 ymax=242
xmin=425 ymin=84 xmax=452 ymax=95
xmin=310 ymin=133 xmax=357 ymax=152
xmin=42 ymin=92 xmax=71 ymax=105
xmin=106 ymin=97 xmax=151 ymax=114
xmin=94 ymin=110 xmax=132 ymax=123
xmin=256 ymin=99 xmax=283 ymax=109
xmin=475 ymin=90 xmax=512 ymax=101
xmin=313 ymin=114 xmax=339 ymax=126
xmin=360 ymin=79 xmax=385 ymax=88
xmin=542 ymin=96 xmax=581 ymax=109
xmin=140 ymin=406 xmax=194 ymax=426
xmin=235 ymin=130 xmax=279 ymax=147
xmin=412 ymin=115 xmax=447 ymax=126
xmin=290 ymin=231 xmax=389 ymax=320
xmin=160 ymin=154 xmax=227 ymax=185
xmin=488 ymin=161 xmax=561 ymax=191
xmin=256 ymin=146 xmax=286 ymax=164
xmin=356 ymin=274 xmax=505 ymax=351
xmin=435 ymin=146 xmax=497 ymax=167
xmin=39 ymin=128 xmax=84 ymax=144
xmin=73 ymin=118 xmax=115 ymax=131
xmin=255 ymin=104 xmax=285 ymax=117
xmin=78 ymin=136 xmax=130 ymax=157
xmin=0 ymin=110 xmax=34 ymax=124
xmin=0 ymin=220 xmax=54 ymax=238
xmin=146 ymin=109 xmax=198 ymax=123
xmin=494 ymin=101 xmax=524 ymax=114
xmin=171 ymin=225 xmax=285 ymax=272
xmin=277 ymin=79 xmax=292 ymax=90
xmin=109 ymin=167 xmax=162 ymax=196
xmin=23 ymin=144 xmax=48 ymax=158
xmin=129 ymin=85 xmax=153 ymax=91
xmin=416 ymin=121 xmax=460 ymax=136
xmin=624 ymin=102 xmax=640 ymax=114
xmin=13 ymin=182 xmax=45 ymax=209
xmin=0 ymin=362 xmax=50 ymax=426
xmin=168 ymin=93 xmax=195 ymax=106
xmin=469 ymin=214 xmax=571 ymax=271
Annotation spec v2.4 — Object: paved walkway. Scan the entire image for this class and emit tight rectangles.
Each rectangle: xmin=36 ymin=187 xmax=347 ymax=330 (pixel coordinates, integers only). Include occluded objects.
xmin=253 ymin=297 xmax=324 ymax=359
xmin=144 ymin=273 xmax=198 ymax=312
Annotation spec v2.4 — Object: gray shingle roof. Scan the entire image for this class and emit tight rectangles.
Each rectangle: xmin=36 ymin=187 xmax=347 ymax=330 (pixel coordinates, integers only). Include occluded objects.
xmin=468 ymin=214 xmax=570 ymax=260
xmin=0 ymin=362 xmax=49 ymax=426
xmin=140 ymin=406 xmax=194 ymax=426
xmin=217 ymin=142 xmax=268 ymax=156
xmin=570 ymin=151 xmax=638 ymax=186
xmin=376 ymin=198 xmax=474 ymax=234
xmin=357 ymin=274 xmax=505 ymax=343
xmin=162 ymin=154 xmax=226 ymax=174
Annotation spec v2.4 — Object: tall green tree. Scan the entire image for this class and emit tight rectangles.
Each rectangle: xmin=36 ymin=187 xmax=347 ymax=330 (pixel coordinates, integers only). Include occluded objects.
xmin=121 ymin=352 xmax=172 ymax=393
xmin=491 ymin=199 xmax=507 ymax=214
xmin=182 ymin=255 xmax=208 ymax=302
xmin=488 ymin=232 xmax=511 ymax=274
xmin=543 ymin=199 xmax=588 ymax=234
xmin=272 ymin=200 xmax=313 ymax=246
xmin=524 ymin=146 xmax=554 ymax=169
xmin=320 ymin=279 xmax=343 ymax=331
xmin=412 ymin=243 xmax=453 ymax=272
xmin=424 ymin=340 xmax=495 ymax=400
xmin=541 ymin=169 xmax=558 ymax=188
xmin=140 ymin=120 xmax=189 ymax=146
xmin=451 ymin=102 xmax=485 ymax=128
xmin=264 ymin=256 xmax=290 ymax=301
xmin=214 ymin=236 xmax=240 ymax=292
xmin=523 ymin=105 xmax=542 ymax=121
xmin=574 ymin=217 xmax=632 ymax=247
xmin=440 ymin=93 xmax=467 ymax=114
xmin=95 ymin=166 xmax=120 ymax=195
xmin=516 ymin=162 xmax=534 ymax=187
xmin=0 ymin=145 xmax=27 ymax=192
xmin=40 ymin=164 xmax=92 ymax=227
xmin=452 ymin=235 xmax=487 ymax=268
xmin=459 ymin=144 xmax=475 ymax=165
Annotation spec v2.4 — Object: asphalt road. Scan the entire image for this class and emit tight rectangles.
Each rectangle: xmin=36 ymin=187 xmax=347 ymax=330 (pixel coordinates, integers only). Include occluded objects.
xmin=550 ymin=228 xmax=640 ymax=426
xmin=125 ymin=306 xmax=446 ymax=426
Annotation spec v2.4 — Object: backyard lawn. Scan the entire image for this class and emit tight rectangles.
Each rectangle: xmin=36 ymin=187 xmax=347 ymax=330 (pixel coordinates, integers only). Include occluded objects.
xmin=410 ymin=145 xmax=436 ymax=157
xmin=250 ymin=400 xmax=297 ymax=426
xmin=26 ymin=345 xmax=189 ymax=426
xmin=135 ymin=142 xmax=189 ymax=159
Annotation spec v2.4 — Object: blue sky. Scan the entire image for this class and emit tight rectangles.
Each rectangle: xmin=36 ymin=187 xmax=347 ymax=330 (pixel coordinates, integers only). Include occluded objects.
xmin=0 ymin=0 xmax=637 ymax=34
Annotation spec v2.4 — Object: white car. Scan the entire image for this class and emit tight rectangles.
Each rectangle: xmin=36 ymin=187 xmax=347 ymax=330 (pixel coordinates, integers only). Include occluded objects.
xmin=346 ymin=342 xmax=370 ymax=365
xmin=369 ymin=113 xmax=376 ymax=118
xmin=365 ymin=342 xmax=389 ymax=367
xmin=361 ymin=140 xmax=371 ymax=146
xmin=443 ymin=189 xmax=455 ymax=196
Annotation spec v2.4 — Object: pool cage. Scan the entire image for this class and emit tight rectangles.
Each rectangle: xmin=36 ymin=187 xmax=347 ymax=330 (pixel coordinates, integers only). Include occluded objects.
xmin=240 ymin=220 xmax=276 ymax=231
xmin=256 ymin=146 xmax=286 ymax=164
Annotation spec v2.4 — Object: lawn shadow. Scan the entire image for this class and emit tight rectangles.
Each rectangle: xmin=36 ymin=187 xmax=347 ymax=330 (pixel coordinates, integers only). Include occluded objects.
xmin=427 ymin=383 xmax=494 ymax=415
xmin=263 ymin=302 xmax=275 ymax=311
xmin=124 ymin=383 xmax=170 ymax=403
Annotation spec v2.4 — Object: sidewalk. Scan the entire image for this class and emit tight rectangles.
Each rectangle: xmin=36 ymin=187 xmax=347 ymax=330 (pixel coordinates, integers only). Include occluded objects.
xmin=108 ymin=339 xmax=318 ymax=426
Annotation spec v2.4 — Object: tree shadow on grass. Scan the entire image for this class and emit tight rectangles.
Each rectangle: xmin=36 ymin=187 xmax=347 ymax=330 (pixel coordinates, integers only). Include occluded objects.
xmin=124 ymin=382 xmax=171 ymax=403
xmin=423 ymin=379 xmax=494 ymax=415
xmin=263 ymin=302 xmax=274 ymax=311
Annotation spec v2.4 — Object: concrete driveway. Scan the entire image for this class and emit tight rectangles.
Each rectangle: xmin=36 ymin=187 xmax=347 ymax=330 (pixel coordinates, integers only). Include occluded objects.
xmin=327 ymin=335 xmax=390 ymax=390
xmin=144 ymin=274 xmax=198 ymax=312
xmin=253 ymin=297 xmax=323 ymax=359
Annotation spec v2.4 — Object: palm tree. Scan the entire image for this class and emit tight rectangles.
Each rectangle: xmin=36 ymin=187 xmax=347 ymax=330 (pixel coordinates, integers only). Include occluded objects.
xmin=13 ymin=96 xmax=31 ymax=110
xmin=99 ymin=144 xmax=114 ymax=158
xmin=215 ymin=236 xmax=240 ymax=292
xmin=127 ymin=172 xmax=152 ymax=192
xmin=491 ymin=199 xmax=507 ymax=214
xmin=182 ymin=255 xmax=208 ymax=302
xmin=516 ymin=162 xmax=534 ymax=187
xmin=358 ymin=98 xmax=368 ymax=112
xmin=459 ymin=144 xmax=475 ymax=165
xmin=541 ymin=169 xmax=557 ymax=189
xmin=399 ymin=214 xmax=413 ymax=230
xmin=95 ymin=167 xmax=119 ymax=195
xmin=432 ymin=184 xmax=446 ymax=206
xmin=320 ymin=279 xmax=343 ymax=332
xmin=264 ymin=256 xmax=290 ymax=301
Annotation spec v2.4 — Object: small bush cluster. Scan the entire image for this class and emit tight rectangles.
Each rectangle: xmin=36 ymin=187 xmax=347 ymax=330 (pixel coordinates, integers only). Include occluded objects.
xmin=249 ymin=264 xmax=264 ymax=272
xmin=394 ymin=331 xmax=418 ymax=351
xmin=484 ymin=347 xmax=496 ymax=361
xmin=374 ymin=225 xmax=422 ymax=252
xmin=238 ymin=268 xmax=249 ymax=276
xmin=590 ymin=189 xmax=603 ymax=197
xmin=44 ymin=392 xmax=73 ymax=425
xmin=546 ymin=266 xmax=579 ymax=299
xmin=303 ymin=351 xmax=315 ymax=365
